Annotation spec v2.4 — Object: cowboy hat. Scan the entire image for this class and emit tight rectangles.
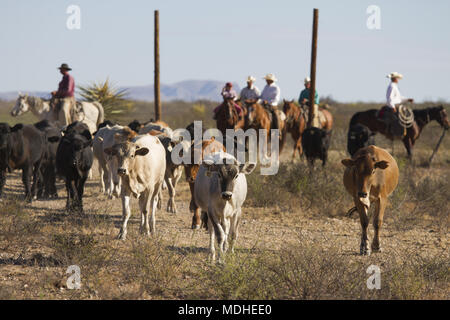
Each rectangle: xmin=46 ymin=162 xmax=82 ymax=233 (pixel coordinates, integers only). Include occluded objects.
xmin=263 ymin=73 xmax=277 ymax=82
xmin=58 ymin=63 xmax=72 ymax=71
xmin=387 ymin=72 xmax=403 ymax=79
xmin=304 ymin=76 xmax=311 ymax=84
xmin=246 ymin=76 xmax=256 ymax=82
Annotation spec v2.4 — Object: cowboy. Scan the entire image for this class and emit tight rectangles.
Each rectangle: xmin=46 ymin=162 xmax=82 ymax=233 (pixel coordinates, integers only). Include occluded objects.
xmin=240 ymin=76 xmax=261 ymax=102
xmin=299 ymin=76 xmax=320 ymax=127
xmin=259 ymin=73 xmax=281 ymax=130
xmin=380 ymin=72 xmax=414 ymax=126
xmin=51 ymin=63 xmax=75 ymax=126
xmin=213 ymin=82 xmax=243 ymax=119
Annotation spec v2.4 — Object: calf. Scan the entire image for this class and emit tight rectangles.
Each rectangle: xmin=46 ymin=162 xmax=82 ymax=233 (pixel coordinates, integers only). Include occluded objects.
xmin=93 ymin=125 xmax=137 ymax=197
xmin=184 ymin=137 xmax=226 ymax=229
xmin=104 ymin=135 xmax=166 ymax=239
xmin=34 ymin=120 xmax=61 ymax=199
xmin=347 ymin=124 xmax=376 ymax=156
xmin=158 ymin=136 xmax=190 ymax=214
xmin=342 ymin=145 xmax=399 ymax=255
xmin=55 ymin=123 xmax=93 ymax=212
xmin=301 ymin=127 xmax=332 ymax=167
xmin=0 ymin=123 xmax=45 ymax=202
xmin=194 ymin=152 xmax=255 ymax=262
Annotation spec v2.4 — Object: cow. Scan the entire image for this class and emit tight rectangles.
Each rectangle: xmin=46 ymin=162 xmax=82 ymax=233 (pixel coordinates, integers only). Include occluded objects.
xmin=54 ymin=122 xmax=93 ymax=212
xmin=157 ymin=136 xmax=190 ymax=214
xmin=347 ymin=124 xmax=376 ymax=156
xmin=139 ymin=121 xmax=173 ymax=138
xmin=0 ymin=123 xmax=45 ymax=202
xmin=93 ymin=125 xmax=137 ymax=197
xmin=34 ymin=120 xmax=62 ymax=199
xmin=341 ymin=145 xmax=399 ymax=255
xmin=104 ymin=134 xmax=166 ymax=240
xmin=194 ymin=152 xmax=256 ymax=262
xmin=184 ymin=137 xmax=226 ymax=229
xmin=301 ymin=127 xmax=332 ymax=168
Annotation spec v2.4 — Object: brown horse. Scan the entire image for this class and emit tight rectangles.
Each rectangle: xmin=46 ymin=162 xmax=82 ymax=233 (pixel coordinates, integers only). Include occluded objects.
xmin=349 ymin=105 xmax=449 ymax=158
xmin=244 ymin=100 xmax=283 ymax=149
xmin=216 ymin=98 xmax=244 ymax=136
xmin=282 ymin=100 xmax=333 ymax=159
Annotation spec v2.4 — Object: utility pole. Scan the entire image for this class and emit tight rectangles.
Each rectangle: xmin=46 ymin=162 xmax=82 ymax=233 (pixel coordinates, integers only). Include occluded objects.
xmin=154 ymin=10 xmax=161 ymax=121
xmin=308 ymin=8 xmax=319 ymax=128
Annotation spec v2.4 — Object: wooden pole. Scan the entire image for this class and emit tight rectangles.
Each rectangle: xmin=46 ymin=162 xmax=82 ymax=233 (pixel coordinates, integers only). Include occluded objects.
xmin=428 ymin=129 xmax=446 ymax=166
xmin=308 ymin=8 xmax=319 ymax=128
xmin=154 ymin=10 xmax=161 ymax=121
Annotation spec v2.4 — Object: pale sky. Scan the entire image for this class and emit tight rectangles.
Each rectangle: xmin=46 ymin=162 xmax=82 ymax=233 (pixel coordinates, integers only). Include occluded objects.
xmin=1 ymin=0 xmax=449 ymax=102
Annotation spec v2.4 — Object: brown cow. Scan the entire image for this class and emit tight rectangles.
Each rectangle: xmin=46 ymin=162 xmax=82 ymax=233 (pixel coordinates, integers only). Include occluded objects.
xmin=184 ymin=137 xmax=226 ymax=229
xmin=341 ymin=145 xmax=399 ymax=255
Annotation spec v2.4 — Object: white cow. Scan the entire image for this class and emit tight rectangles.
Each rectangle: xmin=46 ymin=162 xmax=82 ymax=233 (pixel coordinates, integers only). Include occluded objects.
xmin=194 ymin=152 xmax=256 ymax=262
xmin=93 ymin=125 xmax=137 ymax=198
xmin=104 ymin=135 xmax=166 ymax=240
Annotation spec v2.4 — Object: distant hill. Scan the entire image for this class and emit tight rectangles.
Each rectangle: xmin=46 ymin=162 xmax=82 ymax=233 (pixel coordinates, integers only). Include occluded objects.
xmin=0 ymin=80 xmax=241 ymax=102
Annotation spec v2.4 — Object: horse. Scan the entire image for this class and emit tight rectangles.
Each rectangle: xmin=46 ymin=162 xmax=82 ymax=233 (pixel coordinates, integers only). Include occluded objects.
xmin=282 ymin=99 xmax=333 ymax=159
xmin=215 ymin=98 xmax=244 ymax=136
xmin=11 ymin=94 xmax=104 ymax=134
xmin=244 ymin=100 xmax=272 ymax=147
xmin=348 ymin=105 xmax=449 ymax=159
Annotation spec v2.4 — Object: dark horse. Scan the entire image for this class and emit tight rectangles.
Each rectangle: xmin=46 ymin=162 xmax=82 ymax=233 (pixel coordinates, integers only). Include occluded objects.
xmin=282 ymin=100 xmax=333 ymax=159
xmin=349 ymin=106 xmax=449 ymax=158
xmin=215 ymin=98 xmax=245 ymax=136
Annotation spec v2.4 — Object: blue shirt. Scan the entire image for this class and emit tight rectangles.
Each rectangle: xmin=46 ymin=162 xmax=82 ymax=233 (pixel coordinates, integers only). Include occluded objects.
xmin=298 ymin=88 xmax=319 ymax=105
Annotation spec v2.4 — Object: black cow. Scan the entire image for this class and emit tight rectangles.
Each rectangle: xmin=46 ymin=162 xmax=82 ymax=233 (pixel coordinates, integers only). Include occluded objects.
xmin=34 ymin=120 xmax=62 ymax=199
xmin=347 ymin=124 xmax=376 ymax=156
xmin=0 ymin=123 xmax=45 ymax=202
xmin=54 ymin=122 xmax=93 ymax=212
xmin=128 ymin=120 xmax=144 ymax=133
xmin=301 ymin=127 xmax=332 ymax=168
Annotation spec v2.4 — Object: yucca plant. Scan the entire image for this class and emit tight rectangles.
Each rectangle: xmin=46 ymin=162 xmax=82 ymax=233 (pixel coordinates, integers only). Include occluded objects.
xmin=78 ymin=79 xmax=134 ymax=118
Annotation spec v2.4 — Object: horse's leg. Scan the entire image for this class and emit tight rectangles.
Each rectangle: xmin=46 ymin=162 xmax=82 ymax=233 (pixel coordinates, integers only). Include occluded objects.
xmin=391 ymin=139 xmax=395 ymax=156
xmin=402 ymin=136 xmax=413 ymax=161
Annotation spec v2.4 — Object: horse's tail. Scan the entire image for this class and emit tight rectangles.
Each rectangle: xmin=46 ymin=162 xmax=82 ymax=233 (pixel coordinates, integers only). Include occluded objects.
xmin=93 ymin=101 xmax=105 ymax=128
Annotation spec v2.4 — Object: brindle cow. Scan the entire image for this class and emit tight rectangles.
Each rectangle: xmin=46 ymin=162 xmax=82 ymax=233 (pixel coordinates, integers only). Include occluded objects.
xmin=341 ymin=145 xmax=399 ymax=255
xmin=184 ymin=137 xmax=226 ymax=229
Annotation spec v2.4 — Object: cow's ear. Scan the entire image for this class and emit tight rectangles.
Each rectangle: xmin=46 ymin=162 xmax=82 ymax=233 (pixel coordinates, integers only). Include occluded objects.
xmin=104 ymin=147 xmax=117 ymax=156
xmin=11 ymin=124 xmax=24 ymax=132
xmin=135 ymin=147 xmax=149 ymax=156
xmin=341 ymin=159 xmax=355 ymax=168
xmin=375 ymin=160 xmax=389 ymax=169
xmin=48 ymin=136 xmax=60 ymax=143
xmin=81 ymin=130 xmax=92 ymax=141
xmin=239 ymin=162 xmax=256 ymax=175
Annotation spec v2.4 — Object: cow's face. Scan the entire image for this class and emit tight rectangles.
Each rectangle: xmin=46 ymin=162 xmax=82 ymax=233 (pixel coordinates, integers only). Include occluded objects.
xmin=11 ymin=95 xmax=29 ymax=117
xmin=348 ymin=126 xmax=375 ymax=156
xmin=204 ymin=160 xmax=256 ymax=201
xmin=341 ymin=154 xmax=389 ymax=208
xmin=104 ymin=142 xmax=149 ymax=176
xmin=66 ymin=135 xmax=92 ymax=167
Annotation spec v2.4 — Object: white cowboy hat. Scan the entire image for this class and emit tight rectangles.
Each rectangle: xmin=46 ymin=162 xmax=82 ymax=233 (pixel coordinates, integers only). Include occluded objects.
xmin=304 ymin=76 xmax=311 ymax=84
xmin=387 ymin=72 xmax=403 ymax=80
xmin=247 ymin=76 xmax=256 ymax=82
xmin=263 ymin=73 xmax=277 ymax=82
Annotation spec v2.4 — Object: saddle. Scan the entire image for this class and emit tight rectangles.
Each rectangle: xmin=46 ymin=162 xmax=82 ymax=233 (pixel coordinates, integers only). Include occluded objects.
xmin=377 ymin=105 xmax=414 ymax=137
xmin=301 ymin=105 xmax=326 ymax=126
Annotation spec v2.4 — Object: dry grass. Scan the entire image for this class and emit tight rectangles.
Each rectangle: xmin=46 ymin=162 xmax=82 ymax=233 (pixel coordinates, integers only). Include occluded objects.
xmin=0 ymin=100 xmax=448 ymax=300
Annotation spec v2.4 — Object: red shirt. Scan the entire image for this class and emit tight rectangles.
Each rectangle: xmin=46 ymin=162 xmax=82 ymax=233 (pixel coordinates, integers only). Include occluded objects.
xmin=56 ymin=73 xmax=75 ymax=98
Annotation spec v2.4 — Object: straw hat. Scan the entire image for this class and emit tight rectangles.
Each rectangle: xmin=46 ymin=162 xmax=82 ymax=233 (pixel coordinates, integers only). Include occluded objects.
xmin=304 ymin=76 xmax=311 ymax=84
xmin=387 ymin=72 xmax=403 ymax=80
xmin=263 ymin=73 xmax=277 ymax=82
xmin=247 ymin=76 xmax=256 ymax=82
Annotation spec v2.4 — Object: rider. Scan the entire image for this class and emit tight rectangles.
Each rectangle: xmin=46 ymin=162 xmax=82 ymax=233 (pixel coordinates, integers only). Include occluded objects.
xmin=259 ymin=73 xmax=281 ymax=130
xmin=213 ymin=82 xmax=243 ymax=120
xmin=298 ymin=76 xmax=320 ymax=127
xmin=381 ymin=72 xmax=414 ymax=127
xmin=51 ymin=63 xmax=75 ymax=126
xmin=240 ymin=76 xmax=261 ymax=102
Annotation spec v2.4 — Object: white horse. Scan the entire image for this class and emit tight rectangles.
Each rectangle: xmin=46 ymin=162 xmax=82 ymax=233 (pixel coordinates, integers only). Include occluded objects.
xmin=11 ymin=94 xmax=104 ymax=134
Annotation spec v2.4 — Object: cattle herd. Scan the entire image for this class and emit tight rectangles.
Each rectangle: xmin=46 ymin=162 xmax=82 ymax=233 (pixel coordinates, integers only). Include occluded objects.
xmin=0 ymin=110 xmax=418 ymax=260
